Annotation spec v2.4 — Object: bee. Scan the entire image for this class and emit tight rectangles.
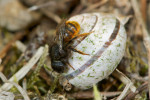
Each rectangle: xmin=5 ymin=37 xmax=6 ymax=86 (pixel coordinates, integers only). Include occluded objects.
xmin=50 ymin=19 xmax=91 ymax=73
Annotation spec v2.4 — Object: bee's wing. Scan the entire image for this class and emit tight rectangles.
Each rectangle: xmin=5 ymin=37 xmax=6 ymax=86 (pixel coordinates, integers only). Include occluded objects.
xmin=57 ymin=28 xmax=63 ymax=51
xmin=55 ymin=19 xmax=67 ymax=51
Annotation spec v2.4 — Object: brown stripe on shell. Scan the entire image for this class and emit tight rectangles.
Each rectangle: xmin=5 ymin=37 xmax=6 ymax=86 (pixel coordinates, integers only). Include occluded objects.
xmin=72 ymin=15 xmax=98 ymax=48
xmin=65 ymin=19 xmax=120 ymax=80
xmin=89 ymin=15 xmax=98 ymax=32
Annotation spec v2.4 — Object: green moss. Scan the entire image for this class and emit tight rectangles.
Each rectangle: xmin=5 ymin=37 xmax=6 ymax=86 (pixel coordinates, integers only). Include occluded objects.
xmin=107 ymin=50 xmax=112 ymax=56
xmin=102 ymin=71 xmax=104 ymax=76
xmin=116 ymin=43 xmax=121 ymax=47
xmin=96 ymin=64 xmax=101 ymax=67
xmin=93 ymin=69 xmax=96 ymax=73
xmin=101 ymin=59 xmax=104 ymax=61
xmin=89 ymin=40 xmax=95 ymax=45
xmin=94 ymin=34 xmax=99 ymax=38
xmin=81 ymin=28 xmax=85 ymax=32
xmin=102 ymin=29 xmax=107 ymax=34
xmin=82 ymin=46 xmax=87 ymax=52
xmin=106 ymin=58 xmax=111 ymax=63
xmin=78 ymin=76 xmax=82 ymax=79
xmin=102 ymin=22 xmax=105 ymax=26
xmin=92 ymin=50 xmax=95 ymax=55
xmin=76 ymin=56 xmax=83 ymax=61
xmin=86 ymin=38 xmax=95 ymax=45
xmin=71 ymin=57 xmax=74 ymax=59
xmin=27 ymin=45 xmax=49 ymax=89
xmin=87 ymin=73 xmax=94 ymax=77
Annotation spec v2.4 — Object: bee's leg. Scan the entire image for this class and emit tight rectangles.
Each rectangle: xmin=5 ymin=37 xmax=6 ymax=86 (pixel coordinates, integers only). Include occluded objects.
xmin=69 ymin=47 xmax=89 ymax=55
xmin=62 ymin=59 xmax=75 ymax=70
xmin=76 ymin=32 xmax=92 ymax=38
xmin=66 ymin=32 xmax=93 ymax=46
xmin=72 ymin=32 xmax=92 ymax=41
xmin=66 ymin=62 xmax=75 ymax=70
xmin=68 ymin=32 xmax=93 ymax=55
xmin=66 ymin=31 xmax=93 ymax=55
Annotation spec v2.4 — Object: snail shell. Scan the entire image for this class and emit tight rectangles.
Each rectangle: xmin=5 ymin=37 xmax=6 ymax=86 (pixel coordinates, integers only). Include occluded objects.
xmin=63 ymin=13 xmax=127 ymax=89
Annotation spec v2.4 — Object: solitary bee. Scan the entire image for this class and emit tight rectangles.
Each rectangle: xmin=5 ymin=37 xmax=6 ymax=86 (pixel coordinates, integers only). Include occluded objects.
xmin=50 ymin=19 xmax=91 ymax=73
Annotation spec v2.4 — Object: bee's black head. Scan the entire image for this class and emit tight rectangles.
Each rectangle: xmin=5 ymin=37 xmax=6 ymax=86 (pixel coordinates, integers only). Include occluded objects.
xmin=51 ymin=60 xmax=67 ymax=73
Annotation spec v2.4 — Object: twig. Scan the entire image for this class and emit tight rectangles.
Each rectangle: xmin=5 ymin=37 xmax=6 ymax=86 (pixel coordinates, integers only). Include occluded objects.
xmin=0 ymin=47 xmax=44 ymax=91
xmin=27 ymin=0 xmax=61 ymax=23
xmin=117 ymin=82 xmax=132 ymax=100
xmin=116 ymin=15 xmax=133 ymax=25
xmin=140 ymin=0 xmax=147 ymax=22
xmin=22 ymin=79 xmax=27 ymax=91
xmin=67 ymin=91 xmax=121 ymax=99
xmin=0 ymin=91 xmax=14 ymax=100
xmin=41 ymin=9 xmax=61 ymax=23
xmin=113 ymin=69 xmax=136 ymax=92
xmin=0 ymin=32 xmax=27 ymax=59
xmin=129 ymin=73 xmax=148 ymax=82
xmin=124 ymin=82 xmax=148 ymax=100
xmin=70 ymin=0 xmax=108 ymax=16
xmin=28 ymin=1 xmax=56 ymax=11
xmin=15 ymin=41 xmax=26 ymax=52
xmin=131 ymin=0 xmax=150 ymax=99
xmin=112 ymin=69 xmax=136 ymax=100
xmin=70 ymin=4 xmax=84 ymax=16
xmin=0 ymin=72 xmax=30 ymax=100
xmin=0 ymin=59 xmax=1 ymax=65
xmin=81 ymin=0 xmax=108 ymax=13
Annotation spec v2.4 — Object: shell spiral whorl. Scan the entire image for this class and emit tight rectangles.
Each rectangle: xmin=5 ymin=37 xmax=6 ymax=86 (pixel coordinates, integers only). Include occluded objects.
xmin=63 ymin=13 xmax=127 ymax=89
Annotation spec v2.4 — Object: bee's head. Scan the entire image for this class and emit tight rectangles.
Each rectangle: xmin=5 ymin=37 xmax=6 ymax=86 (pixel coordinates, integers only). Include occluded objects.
xmin=51 ymin=60 xmax=67 ymax=73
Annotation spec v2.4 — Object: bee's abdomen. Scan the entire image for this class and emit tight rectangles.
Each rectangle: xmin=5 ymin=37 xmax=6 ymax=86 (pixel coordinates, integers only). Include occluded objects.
xmin=64 ymin=21 xmax=80 ymax=41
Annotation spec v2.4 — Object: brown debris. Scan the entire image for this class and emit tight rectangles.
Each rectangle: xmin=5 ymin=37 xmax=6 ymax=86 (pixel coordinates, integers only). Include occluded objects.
xmin=0 ymin=31 xmax=27 ymax=59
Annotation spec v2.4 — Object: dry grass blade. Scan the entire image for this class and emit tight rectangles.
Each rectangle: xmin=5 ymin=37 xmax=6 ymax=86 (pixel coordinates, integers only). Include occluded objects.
xmin=0 ymin=91 xmax=15 ymax=100
xmin=28 ymin=1 xmax=56 ymax=11
xmin=112 ymin=69 xmax=136 ymax=99
xmin=68 ymin=91 xmax=121 ymax=99
xmin=116 ymin=15 xmax=132 ymax=25
xmin=124 ymin=82 xmax=148 ymax=100
xmin=0 ymin=47 xmax=44 ymax=91
xmin=93 ymin=85 xmax=102 ymax=100
xmin=140 ymin=0 xmax=147 ymax=22
xmin=27 ymin=1 xmax=61 ymax=23
xmin=81 ymin=0 xmax=108 ymax=13
xmin=22 ymin=79 xmax=27 ymax=91
xmin=15 ymin=41 xmax=26 ymax=52
xmin=117 ymin=82 xmax=132 ymax=100
xmin=0 ymin=72 xmax=30 ymax=100
xmin=113 ymin=69 xmax=136 ymax=92
xmin=131 ymin=0 xmax=150 ymax=98
xmin=0 ymin=59 xmax=1 ymax=65
xmin=41 ymin=10 xmax=61 ymax=23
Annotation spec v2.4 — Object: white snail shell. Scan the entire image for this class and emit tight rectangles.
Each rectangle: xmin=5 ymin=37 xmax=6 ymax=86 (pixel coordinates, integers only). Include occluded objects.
xmin=63 ymin=13 xmax=127 ymax=89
